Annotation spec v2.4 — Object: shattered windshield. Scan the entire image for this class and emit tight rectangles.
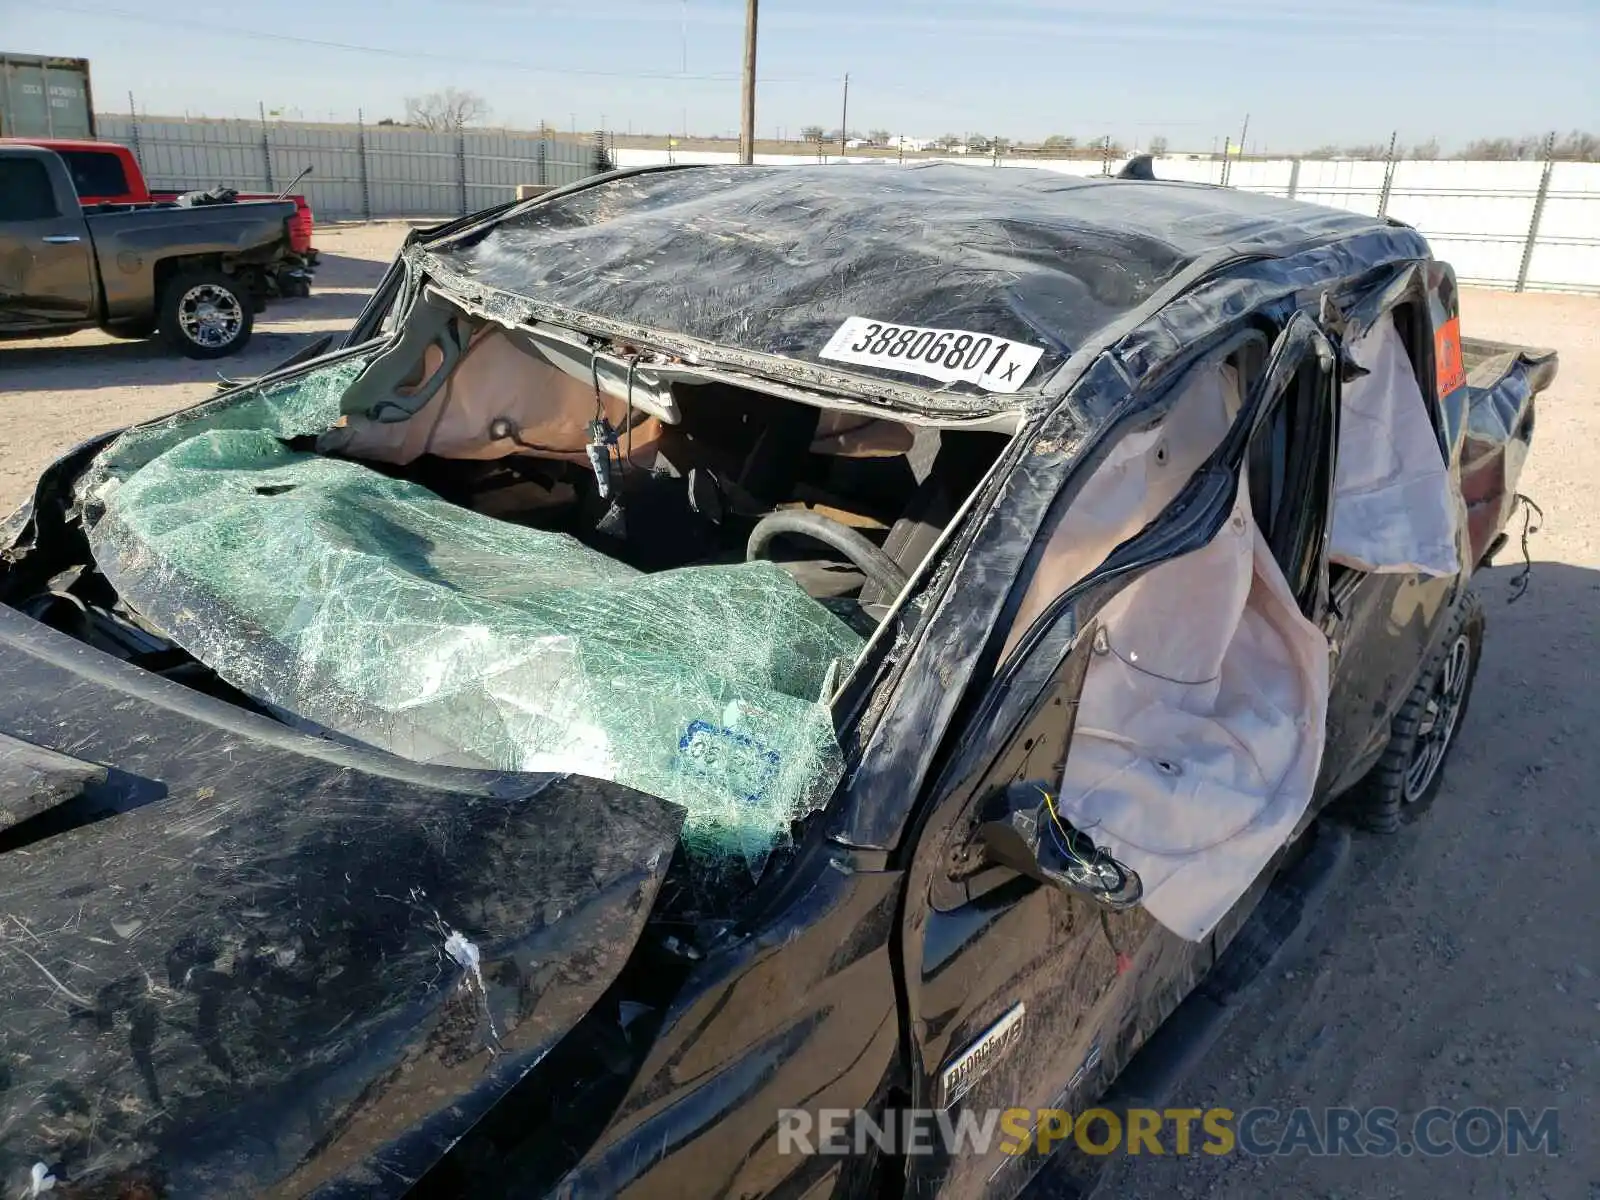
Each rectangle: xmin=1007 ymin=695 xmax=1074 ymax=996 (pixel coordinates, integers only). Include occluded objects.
xmin=79 ymin=356 xmax=864 ymax=873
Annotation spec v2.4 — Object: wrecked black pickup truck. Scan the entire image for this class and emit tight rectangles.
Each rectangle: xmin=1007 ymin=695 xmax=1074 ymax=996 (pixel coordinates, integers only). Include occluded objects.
xmin=0 ymin=164 xmax=1557 ymax=1199
xmin=0 ymin=143 xmax=300 ymax=357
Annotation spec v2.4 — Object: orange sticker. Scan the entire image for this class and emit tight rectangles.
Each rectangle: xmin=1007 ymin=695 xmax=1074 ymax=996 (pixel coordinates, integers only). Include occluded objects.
xmin=1435 ymin=315 xmax=1467 ymax=398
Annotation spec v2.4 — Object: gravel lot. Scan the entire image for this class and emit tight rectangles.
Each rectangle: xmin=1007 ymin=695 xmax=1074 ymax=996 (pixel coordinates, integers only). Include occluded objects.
xmin=1 ymin=223 xmax=1594 ymax=1198
xmin=0 ymin=221 xmax=404 ymax=511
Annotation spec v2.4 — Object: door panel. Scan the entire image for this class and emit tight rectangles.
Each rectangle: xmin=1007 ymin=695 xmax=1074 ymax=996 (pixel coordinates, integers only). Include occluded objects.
xmin=0 ymin=156 xmax=93 ymax=329
xmin=1319 ymin=569 xmax=1455 ymax=799
xmin=897 ymin=314 xmax=1339 ymax=1199
xmin=901 ymin=632 xmax=1212 ymax=1199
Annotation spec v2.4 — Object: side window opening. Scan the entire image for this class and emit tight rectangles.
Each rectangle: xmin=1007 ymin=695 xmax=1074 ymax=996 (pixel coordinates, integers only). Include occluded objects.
xmin=0 ymin=158 xmax=59 ymax=221
xmin=56 ymin=149 xmax=129 ymax=200
xmin=1389 ymin=301 xmax=1433 ymax=424
xmin=1247 ymin=353 xmax=1334 ymax=609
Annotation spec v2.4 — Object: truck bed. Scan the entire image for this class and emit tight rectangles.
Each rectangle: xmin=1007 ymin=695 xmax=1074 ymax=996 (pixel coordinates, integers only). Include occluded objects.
xmin=1459 ymin=335 xmax=1557 ymax=565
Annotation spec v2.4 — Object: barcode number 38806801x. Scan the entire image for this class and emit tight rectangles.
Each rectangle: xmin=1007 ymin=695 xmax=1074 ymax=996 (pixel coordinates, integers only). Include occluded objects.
xmin=819 ymin=316 xmax=1046 ymax=394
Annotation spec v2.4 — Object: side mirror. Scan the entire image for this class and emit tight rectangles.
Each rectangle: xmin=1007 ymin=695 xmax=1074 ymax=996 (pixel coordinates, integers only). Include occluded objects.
xmin=976 ymin=780 xmax=1143 ymax=910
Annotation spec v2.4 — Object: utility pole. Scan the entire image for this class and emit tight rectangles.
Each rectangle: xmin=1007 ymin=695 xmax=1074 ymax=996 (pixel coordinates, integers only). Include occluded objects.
xmin=739 ymin=0 xmax=759 ymax=164
xmin=839 ymin=72 xmax=850 ymax=160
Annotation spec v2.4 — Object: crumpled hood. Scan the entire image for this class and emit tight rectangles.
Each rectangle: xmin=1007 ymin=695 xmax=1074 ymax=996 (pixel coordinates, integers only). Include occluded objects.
xmin=0 ymin=604 xmax=683 ymax=1198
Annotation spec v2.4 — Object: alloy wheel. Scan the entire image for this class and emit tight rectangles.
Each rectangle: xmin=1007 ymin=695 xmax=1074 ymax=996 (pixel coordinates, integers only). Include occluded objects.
xmin=1403 ymin=634 xmax=1472 ymax=803
xmin=177 ymin=283 xmax=245 ymax=349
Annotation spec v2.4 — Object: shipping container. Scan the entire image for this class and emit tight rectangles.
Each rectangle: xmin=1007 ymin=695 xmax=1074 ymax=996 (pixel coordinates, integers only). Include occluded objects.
xmin=0 ymin=54 xmax=94 ymax=139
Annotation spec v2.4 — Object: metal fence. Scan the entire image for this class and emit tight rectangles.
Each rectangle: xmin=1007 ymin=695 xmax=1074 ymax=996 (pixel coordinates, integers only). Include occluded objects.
xmin=95 ymin=113 xmax=603 ymax=220
xmin=1150 ymin=153 xmax=1600 ymax=295
xmin=87 ymin=112 xmax=1599 ymax=293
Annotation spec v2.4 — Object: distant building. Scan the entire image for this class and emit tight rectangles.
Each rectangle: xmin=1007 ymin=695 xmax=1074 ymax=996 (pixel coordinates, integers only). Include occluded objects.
xmin=845 ymin=138 xmax=870 ymax=149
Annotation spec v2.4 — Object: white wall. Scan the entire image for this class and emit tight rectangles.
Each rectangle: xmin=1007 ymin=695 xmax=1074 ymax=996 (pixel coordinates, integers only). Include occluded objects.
xmin=93 ymin=116 xmax=1595 ymax=293
xmin=96 ymin=115 xmax=600 ymax=220
xmin=612 ymin=148 xmax=1600 ymax=294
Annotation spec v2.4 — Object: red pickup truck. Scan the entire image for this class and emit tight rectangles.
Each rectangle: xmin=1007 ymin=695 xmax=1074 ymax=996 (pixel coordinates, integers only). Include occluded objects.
xmin=1 ymin=137 xmax=316 ymax=295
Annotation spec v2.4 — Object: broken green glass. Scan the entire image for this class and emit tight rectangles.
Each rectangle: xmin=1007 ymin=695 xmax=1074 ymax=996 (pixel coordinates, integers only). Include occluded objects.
xmin=84 ymin=360 xmax=864 ymax=869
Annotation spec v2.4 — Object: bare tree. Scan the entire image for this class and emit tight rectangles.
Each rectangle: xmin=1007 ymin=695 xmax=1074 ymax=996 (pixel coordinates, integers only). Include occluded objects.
xmin=1304 ymin=144 xmax=1342 ymax=160
xmin=1460 ymin=136 xmax=1547 ymax=160
xmin=1409 ymin=138 xmax=1441 ymax=160
xmin=801 ymin=125 xmax=826 ymax=143
xmin=868 ymin=128 xmax=892 ymax=145
xmin=1146 ymin=134 xmax=1170 ymax=157
xmin=403 ymin=88 xmax=490 ymax=132
xmin=1343 ymin=143 xmax=1390 ymax=159
xmin=1554 ymin=130 xmax=1599 ymax=160
xmin=1041 ymin=134 xmax=1077 ymax=153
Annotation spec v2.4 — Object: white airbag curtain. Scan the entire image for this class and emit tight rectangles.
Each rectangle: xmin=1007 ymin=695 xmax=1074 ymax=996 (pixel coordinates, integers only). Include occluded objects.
xmin=1329 ymin=318 xmax=1460 ymax=576
xmin=1054 ymin=479 xmax=1330 ymax=942
xmin=1001 ymin=363 xmax=1242 ymax=661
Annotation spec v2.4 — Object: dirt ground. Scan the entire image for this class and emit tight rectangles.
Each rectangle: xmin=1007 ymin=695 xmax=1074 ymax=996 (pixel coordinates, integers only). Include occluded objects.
xmin=0 ymin=222 xmax=405 ymax=511
xmin=1 ymin=225 xmax=1595 ymax=1199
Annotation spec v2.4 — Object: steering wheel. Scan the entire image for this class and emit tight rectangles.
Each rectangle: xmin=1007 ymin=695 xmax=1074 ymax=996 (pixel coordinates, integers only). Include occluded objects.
xmin=746 ymin=511 xmax=910 ymax=599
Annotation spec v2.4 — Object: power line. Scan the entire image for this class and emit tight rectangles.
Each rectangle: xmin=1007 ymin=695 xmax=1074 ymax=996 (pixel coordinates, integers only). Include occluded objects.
xmin=49 ymin=3 xmax=833 ymax=85
xmin=52 ymin=1 xmax=1239 ymax=133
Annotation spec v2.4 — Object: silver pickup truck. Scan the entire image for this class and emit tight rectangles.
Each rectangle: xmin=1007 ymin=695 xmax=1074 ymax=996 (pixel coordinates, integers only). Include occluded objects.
xmin=0 ymin=143 xmax=298 ymax=357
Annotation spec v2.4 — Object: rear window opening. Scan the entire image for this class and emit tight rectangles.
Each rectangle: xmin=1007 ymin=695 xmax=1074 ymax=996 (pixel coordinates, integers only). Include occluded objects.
xmin=56 ymin=148 xmax=130 ymax=199
xmin=27 ymin=293 xmax=1017 ymax=883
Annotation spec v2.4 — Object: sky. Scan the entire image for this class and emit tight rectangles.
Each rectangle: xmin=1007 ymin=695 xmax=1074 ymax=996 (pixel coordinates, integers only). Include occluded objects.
xmin=4 ymin=0 xmax=1597 ymax=151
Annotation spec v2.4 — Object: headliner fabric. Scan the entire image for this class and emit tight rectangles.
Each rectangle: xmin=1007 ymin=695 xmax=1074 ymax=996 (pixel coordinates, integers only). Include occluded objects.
xmin=1329 ymin=318 xmax=1461 ymax=576
xmin=327 ymin=326 xmax=916 ymax=467
xmin=1057 ymin=481 xmax=1330 ymax=942
xmin=327 ymin=327 xmax=666 ymax=468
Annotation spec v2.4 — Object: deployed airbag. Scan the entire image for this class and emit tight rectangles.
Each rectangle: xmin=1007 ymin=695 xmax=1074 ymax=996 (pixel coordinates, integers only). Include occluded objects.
xmin=1329 ymin=318 xmax=1460 ymax=576
xmin=1057 ymin=481 xmax=1329 ymax=942
xmin=1015 ymin=355 xmax=1329 ymax=941
xmin=1003 ymin=360 xmax=1241 ymax=658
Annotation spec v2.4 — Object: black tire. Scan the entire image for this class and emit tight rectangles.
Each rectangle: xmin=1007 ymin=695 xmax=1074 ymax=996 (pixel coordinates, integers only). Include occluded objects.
xmin=159 ymin=270 xmax=254 ymax=358
xmin=1342 ymin=590 xmax=1485 ymax=833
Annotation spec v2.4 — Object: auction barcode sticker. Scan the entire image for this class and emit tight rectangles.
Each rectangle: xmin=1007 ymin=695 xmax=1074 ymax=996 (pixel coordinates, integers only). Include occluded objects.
xmin=819 ymin=317 xmax=1046 ymax=394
